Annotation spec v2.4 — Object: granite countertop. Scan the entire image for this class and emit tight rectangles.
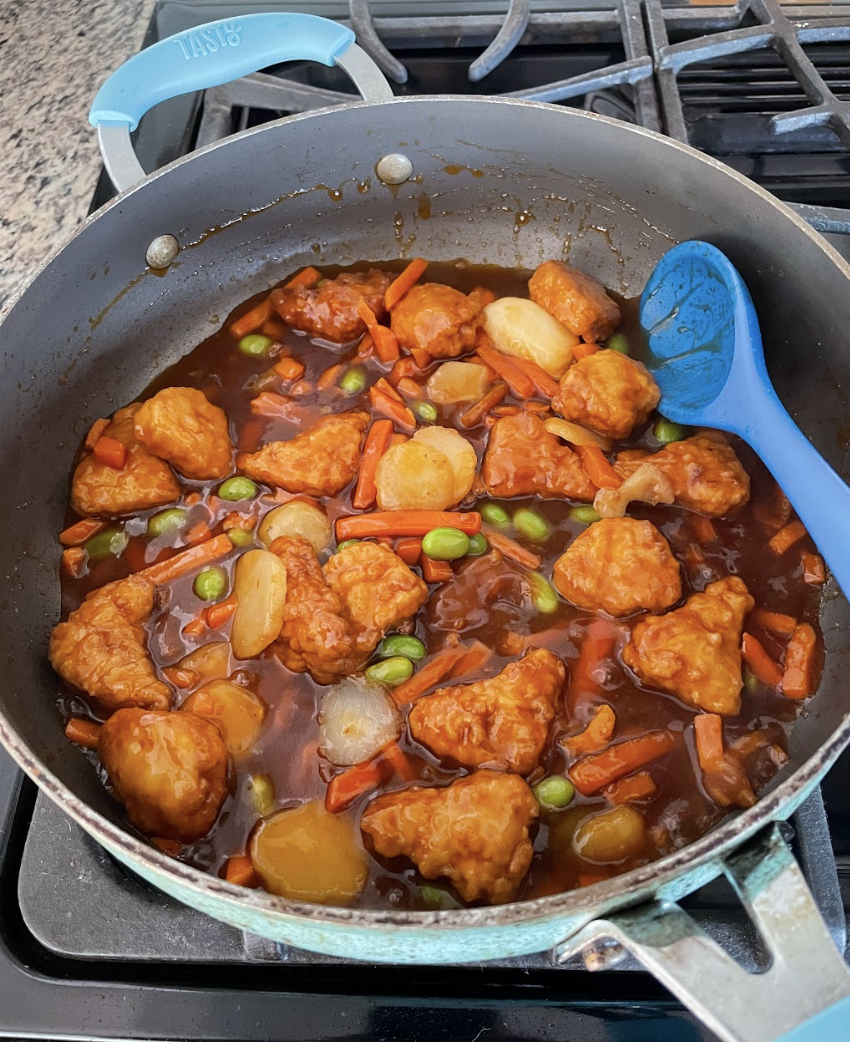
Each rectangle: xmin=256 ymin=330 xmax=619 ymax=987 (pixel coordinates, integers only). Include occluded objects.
xmin=0 ymin=0 xmax=157 ymax=313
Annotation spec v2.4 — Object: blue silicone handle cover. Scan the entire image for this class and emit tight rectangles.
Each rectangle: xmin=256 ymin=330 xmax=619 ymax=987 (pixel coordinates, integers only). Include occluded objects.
xmin=776 ymin=995 xmax=850 ymax=1042
xmin=90 ymin=13 xmax=355 ymax=130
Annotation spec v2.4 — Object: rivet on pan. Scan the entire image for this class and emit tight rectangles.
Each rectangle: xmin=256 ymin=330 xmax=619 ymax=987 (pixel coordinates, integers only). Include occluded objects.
xmin=582 ymin=942 xmax=627 ymax=971
xmin=145 ymin=234 xmax=180 ymax=270
xmin=376 ymin=154 xmax=413 ymax=185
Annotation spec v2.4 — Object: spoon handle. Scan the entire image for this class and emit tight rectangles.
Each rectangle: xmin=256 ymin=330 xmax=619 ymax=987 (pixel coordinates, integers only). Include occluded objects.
xmin=741 ymin=388 xmax=850 ymax=599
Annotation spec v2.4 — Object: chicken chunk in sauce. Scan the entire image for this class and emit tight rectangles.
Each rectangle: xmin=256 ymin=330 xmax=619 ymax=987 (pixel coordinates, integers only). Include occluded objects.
xmin=243 ymin=411 xmax=368 ymax=497
xmin=134 ymin=387 xmax=232 ymax=481
xmin=72 ymin=404 xmax=180 ymax=517
xmin=528 ymin=259 xmax=621 ymax=342
xmin=409 ymin=647 xmax=565 ymax=773
xmin=390 ymin=283 xmax=482 ymax=359
xmin=361 ymin=771 xmax=538 ymax=904
xmin=552 ymin=350 xmax=660 ymax=441
xmin=553 ymin=518 xmax=681 ymax=617
xmin=623 ymin=576 xmax=755 ymax=715
xmin=270 ymin=270 xmax=390 ymax=343
xmin=99 ymin=708 xmax=228 ymax=843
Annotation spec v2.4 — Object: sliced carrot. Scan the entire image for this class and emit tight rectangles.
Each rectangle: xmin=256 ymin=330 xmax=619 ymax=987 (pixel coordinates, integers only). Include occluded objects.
xmin=183 ymin=618 xmax=207 ymax=638
xmin=450 ymin=639 xmax=491 ymax=678
xmin=151 ymin=837 xmax=183 ymax=856
xmin=492 ymin=405 xmax=520 ymax=417
xmin=569 ymin=617 xmax=617 ymax=708
xmin=475 ymin=338 xmax=535 ymax=398
xmin=781 ymin=622 xmax=818 ymax=699
xmin=381 ymin=742 xmax=416 ymax=781
xmin=690 ymin=515 xmax=717 ymax=544
xmin=84 ymin=417 xmax=110 ymax=451
xmin=576 ymin=444 xmax=620 ymax=490
xmin=325 ymin=760 xmax=387 ymax=813
xmin=460 ymin=382 xmax=509 ymax=428
xmin=482 ymin=525 xmax=541 ymax=569
xmin=336 ymin=510 xmax=482 ymax=541
xmin=801 ymin=550 xmax=825 ymax=585
xmin=61 ymin=547 xmax=87 ymax=578
xmin=230 ymin=297 xmax=272 ymax=339
xmin=385 ymin=258 xmax=428 ymax=311
xmin=285 ymin=266 xmax=321 ymax=290
xmin=352 ymin=419 xmax=394 ymax=511
xmin=420 ymin=553 xmax=454 ymax=583
xmin=373 ymin=377 xmax=404 ymax=404
xmin=64 ymin=717 xmax=102 ymax=750
xmin=768 ymin=520 xmax=807 ymax=555
xmin=509 ymin=355 xmax=560 ymax=399
xmin=370 ymin=387 xmax=416 ymax=431
xmin=92 ymin=435 xmax=127 ymax=469
xmin=316 ymin=363 xmax=345 ymax=391
xmin=396 ymin=377 xmax=423 ymax=400
xmin=162 ymin=666 xmax=198 ymax=689
xmin=751 ymin=609 xmax=797 ymax=640
xmin=185 ymin=521 xmax=212 ymax=547
xmin=389 ymin=358 xmax=419 ymax=385
xmin=605 ymin=770 xmax=657 ymax=805
xmin=563 ymin=704 xmax=616 ymax=757
xmin=741 ymin=632 xmax=782 ymax=687
xmin=357 ymin=298 xmax=400 ymax=363
xmin=138 ymin=534 xmax=232 ymax=585
xmin=274 ymin=357 xmax=306 ymax=381
xmin=358 ymin=332 xmax=376 ymax=360
xmin=571 ymin=342 xmax=600 ymax=361
xmin=569 ymin=731 xmax=676 ymax=796
xmin=222 ymin=512 xmax=256 ymax=532
xmin=393 ymin=537 xmax=422 ymax=565
xmin=224 ymin=853 xmax=260 ymax=888
xmin=410 ymin=347 xmax=432 ymax=370
xmin=261 ymin=318 xmax=287 ymax=340
xmin=59 ymin=518 xmax=107 ymax=547
xmin=392 ymin=643 xmax=469 ymax=706
xmin=205 ymin=595 xmax=238 ymax=629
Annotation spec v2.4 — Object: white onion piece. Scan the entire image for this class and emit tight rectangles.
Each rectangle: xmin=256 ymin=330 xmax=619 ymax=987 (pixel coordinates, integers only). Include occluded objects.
xmin=544 ymin=417 xmax=612 ymax=451
xmin=318 ymin=679 xmax=401 ymax=767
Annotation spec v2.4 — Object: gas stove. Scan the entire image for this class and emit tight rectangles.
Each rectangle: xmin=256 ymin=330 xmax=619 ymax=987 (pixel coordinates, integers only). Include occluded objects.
xmin=3 ymin=1 xmax=849 ymax=1039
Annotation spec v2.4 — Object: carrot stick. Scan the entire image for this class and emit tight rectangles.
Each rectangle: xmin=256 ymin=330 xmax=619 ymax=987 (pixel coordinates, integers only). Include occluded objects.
xmin=162 ymin=666 xmax=198 ymax=689
xmin=92 ymin=436 xmax=127 ymax=469
xmin=420 ymin=553 xmax=454 ymax=583
xmin=290 ymin=379 xmax=314 ymax=397
xmin=224 ymin=854 xmax=260 ymax=888
xmin=285 ymin=266 xmax=321 ymax=289
xmin=571 ymin=342 xmax=600 ymax=361
xmin=569 ymin=617 xmax=618 ymax=709
xmin=369 ymin=387 xmax=416 ymax=431
xmin=392 ymin=644 xmax=469 ymax=706
xmin=85 ymin=417 xmax=110 ymax=451
xmin=385 ymin=258 xmax=428 ymax=310
xmin=184 ymin=521 xmax=211 ymax=547
xmin=801 ymin=551 xmax=825 ymax=585
xmin=205 ymin=595 xmax=238 ymax=629
xmin=397 ymin=377 xmax=423 ymax=400
xmin=64 ymin=717 xmax=102 ymax=750
xmin=460 ymin=382 xmax=509 ymax=428
xmin=325 ymin=760 xmax=386 ymax=813
xmin=352 ymin=419 xmax=394 ymax=511
xmin=138 ymin=535 xmax=232 ymax=585
xmin=230 ymin=298 xmax=272 ymax=339
xmin=358 ymin=332 xmax=376 ymax=360
xmin=781 ymin=622 xmax=818 ymax=699
xmin=395 ymin=537 xmax=423 ymax=565
xmin=751 ymin=609 xmax=797 ymax=640
xmin=690 ymin=515 xmax=717 ymax=544
xmin=381 ymin=742 xmax=416 ymax=780
xmin=183 ymin=618 xmax=207 ymax=638
xmin=694 ymin=713 xmax=756 ymax=808
xmin=274 ymin=357 xmax=306 ymax=381
xmin=261 ymin=318 xmax=287 ymax=340
xmin=742 ymin=632 xmax=782 ymax=687
xmin=389 ymin=358 xmax=419 ymax=385
xmin=450 ymin=639 xmax=491 ymax=678
xmin=373 ymin=376 xmax=404 ymax=404
xmin=475 ymin=339 xmax=535 ymax=398
xmin=569 ymin=731 xmax=676 ymax=796
xmin=768 ymin=520 xmax=807 ymax=555
xmin=482 ymin=524 xmax=540 ymax=569
xmin=337 ymin=511 xmax=482 ymax=541
xmin=693 ymin=713 xmax=725 ymax=768
xmin=605 ymin=770 xmax=657 ymax=805
xmin=509 ymin=355 xmax=560 ymax=399
xmin=317 ymin=363 xmax=345 ymax=391
xmin=576 ymin=444 xmax=620 ymax=490
xmin=410 ymin=347 xmax=432 ymax=369
xmin=61 ymin=547 xmax=87 ymax=578
xmin=357 ymin=299 xmax=400 ymax=363
xmin=563 ymin=704 xmax=616 ymax=757
xmin=492 ymin=405 xmax=520 ymax=418
xmin=60 ymin=518 xmax=107 ymax=547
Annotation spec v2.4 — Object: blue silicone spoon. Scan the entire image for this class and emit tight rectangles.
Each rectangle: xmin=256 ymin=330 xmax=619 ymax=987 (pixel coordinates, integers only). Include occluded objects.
xmin=640 ymin=240 xmax=850 ymax=599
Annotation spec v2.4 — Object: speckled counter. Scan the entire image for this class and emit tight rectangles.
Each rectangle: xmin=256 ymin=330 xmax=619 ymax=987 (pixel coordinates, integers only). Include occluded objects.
xmin=0 ymin=0 xmax=157 ymax=312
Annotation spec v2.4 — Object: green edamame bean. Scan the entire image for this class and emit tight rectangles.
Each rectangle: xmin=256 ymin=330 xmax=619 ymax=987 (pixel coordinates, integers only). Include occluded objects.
xmin=228 ymin=528 xmax=254 ymax=547
xmin=365 ymin=656 xmax=415 ymax=686
xmin=218 ymin=477 xmax=258 ymax=501
xmin=467 ymin=533 xmax=488 ymax=556
xmin=479 ymin=503 xmax=511 ymax=529
xmin=654 ymin=418 xmax=687 ymax=445
xmin=412 ymin=400 xmax=438 ymax=424
xmin=340 ymin=367 xmax=367 ymax=395
xmin=193 ymin=566 xmax=228 ymax=602
xmin=745 ymin=672 xmax=759 ymax=695
xmin=569 ymin=505 xmax=602 ymax=525
xmin=238 ymin=334 xmax=273 ymax=357
xmin=85 ymin=526 xmax=128 ymax=559
xmin=147 ymin=508 xmax=189 ymax=538
xmin=533 ymin=776 xmax=575 ymax=810
xmin=419 ymin=885 xmax=461 ymax=910
xmin=529 ymin=572 xmax=559 ymax=614
xmin=336 ymin=539 xmax=360 ymax=552
xmin=606 ymin=333 xmax=630 ymax=355
xmin=378 ymin=634 xmax=427 ymax=662
xmin=513 ymin=508 xmax=551 ymax=543
xmin=422 ymin=527 xmax=470 ymax=561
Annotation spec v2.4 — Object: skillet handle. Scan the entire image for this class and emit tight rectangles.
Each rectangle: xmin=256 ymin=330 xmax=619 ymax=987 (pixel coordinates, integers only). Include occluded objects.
xmin=89 ymin=13 xmax=393 ymax=194
xmin=555 ymin=825 xmax=850 ymax=1042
